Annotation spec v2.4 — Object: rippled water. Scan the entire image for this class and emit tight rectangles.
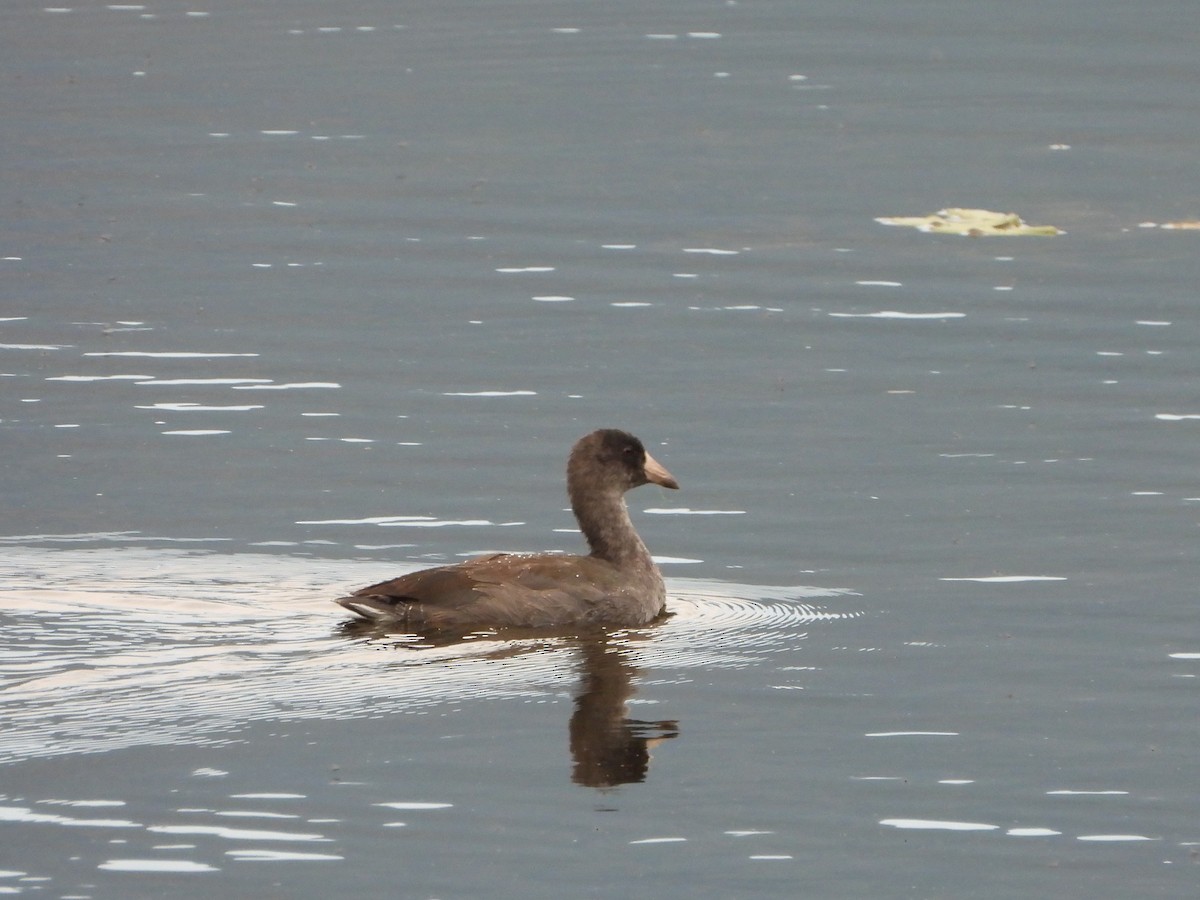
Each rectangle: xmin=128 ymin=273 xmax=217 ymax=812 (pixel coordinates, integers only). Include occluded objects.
xmin=4 ymin=541 xmax=1195 ymax=896
xmin=5 ymin=0 xmax=1200 ymax=897
xmin=3 ymin=546 xmax=866 ymax=891
xmin=2 ymin=546 xmax=858 ymax=766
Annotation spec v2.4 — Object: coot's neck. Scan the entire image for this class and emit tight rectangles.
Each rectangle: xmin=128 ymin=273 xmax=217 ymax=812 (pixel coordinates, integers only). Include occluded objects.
xmin=569 ymin=483 xmax=654 ymax=569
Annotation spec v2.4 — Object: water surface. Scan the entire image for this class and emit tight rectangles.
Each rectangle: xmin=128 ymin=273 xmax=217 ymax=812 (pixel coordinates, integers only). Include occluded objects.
xmin=3 ymin=0 xmax=1199 ymax=897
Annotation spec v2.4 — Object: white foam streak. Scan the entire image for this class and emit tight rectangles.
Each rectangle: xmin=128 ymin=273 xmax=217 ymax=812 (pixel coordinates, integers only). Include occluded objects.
xmin=644 ymin=508 xmax=746 ymax=516
xmin=880 ymin=818 xmax=998 ymax=831
xmin=48 ymin=374 xmax=152 ymax=381
xmin=939 ymin=575 xmax=1066 ymax=583
xmin=138 ymin=378 xmax=274 ymax=386
xmin=84 ymin=351 xmax=258 ymax=358
xmin=442 ymin=390 xmax=536 ymax=397
xmin=0 ymin=806 xmax=140 ymax=828
xmin=232 ymin=382 xmax=340 ymax=390
xmin=137 ymin=403 xmax=263 ymax=412
xmin=148 ymin=824 xmax=330 ymax=842
xmin=829 ymin=311 xmax=965 ymax=319
xmin=225 ymin=850 xmax=344 ymax=861
xmin=99 ymin=859 xmax=218 ymax=873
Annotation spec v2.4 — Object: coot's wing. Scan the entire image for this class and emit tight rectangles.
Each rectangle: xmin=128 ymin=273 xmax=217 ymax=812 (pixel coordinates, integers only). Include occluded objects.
xmin=467 ymin=554 xmax=631 ymax=626
xmin=336 ymin=553 xmax=626 ymax=628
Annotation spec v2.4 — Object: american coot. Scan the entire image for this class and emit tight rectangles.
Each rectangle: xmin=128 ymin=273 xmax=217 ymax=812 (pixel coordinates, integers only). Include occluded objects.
xmin=336 ymin=429 xmax=679 ymax=629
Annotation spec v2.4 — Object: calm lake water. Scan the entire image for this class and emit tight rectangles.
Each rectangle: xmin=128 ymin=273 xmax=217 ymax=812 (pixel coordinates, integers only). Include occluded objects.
xmin=3 ymin=0 xmax=1199 ymax=897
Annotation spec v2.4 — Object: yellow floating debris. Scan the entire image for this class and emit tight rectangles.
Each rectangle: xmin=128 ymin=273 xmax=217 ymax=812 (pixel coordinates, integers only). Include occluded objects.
xmin=1160 ymin=220 xmax=1200 ymax=230
xmin=875 ymin=208 xmax=1064 ymax=237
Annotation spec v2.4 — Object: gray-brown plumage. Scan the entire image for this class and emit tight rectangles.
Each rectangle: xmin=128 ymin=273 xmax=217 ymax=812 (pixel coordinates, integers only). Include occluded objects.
xmin=335 ymin=429 xmax=679 ymax=630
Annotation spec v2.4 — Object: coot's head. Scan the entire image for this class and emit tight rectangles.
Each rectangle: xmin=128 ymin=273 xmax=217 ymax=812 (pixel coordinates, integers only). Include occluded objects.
xmin=569 ymin=429 xmax=679 ymax=494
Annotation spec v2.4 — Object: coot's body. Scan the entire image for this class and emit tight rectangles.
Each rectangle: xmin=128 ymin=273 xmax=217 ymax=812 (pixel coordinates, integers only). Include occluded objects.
xmin=336 ymin=429 xmax=678 ymax=630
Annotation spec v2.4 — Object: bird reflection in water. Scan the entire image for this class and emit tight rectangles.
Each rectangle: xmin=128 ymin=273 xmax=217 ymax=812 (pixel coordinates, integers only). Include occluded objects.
xmin=338 ymin=621 xmax=678 ymax=788
xmin=568 ymin=638 xmax=678 ymax=788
